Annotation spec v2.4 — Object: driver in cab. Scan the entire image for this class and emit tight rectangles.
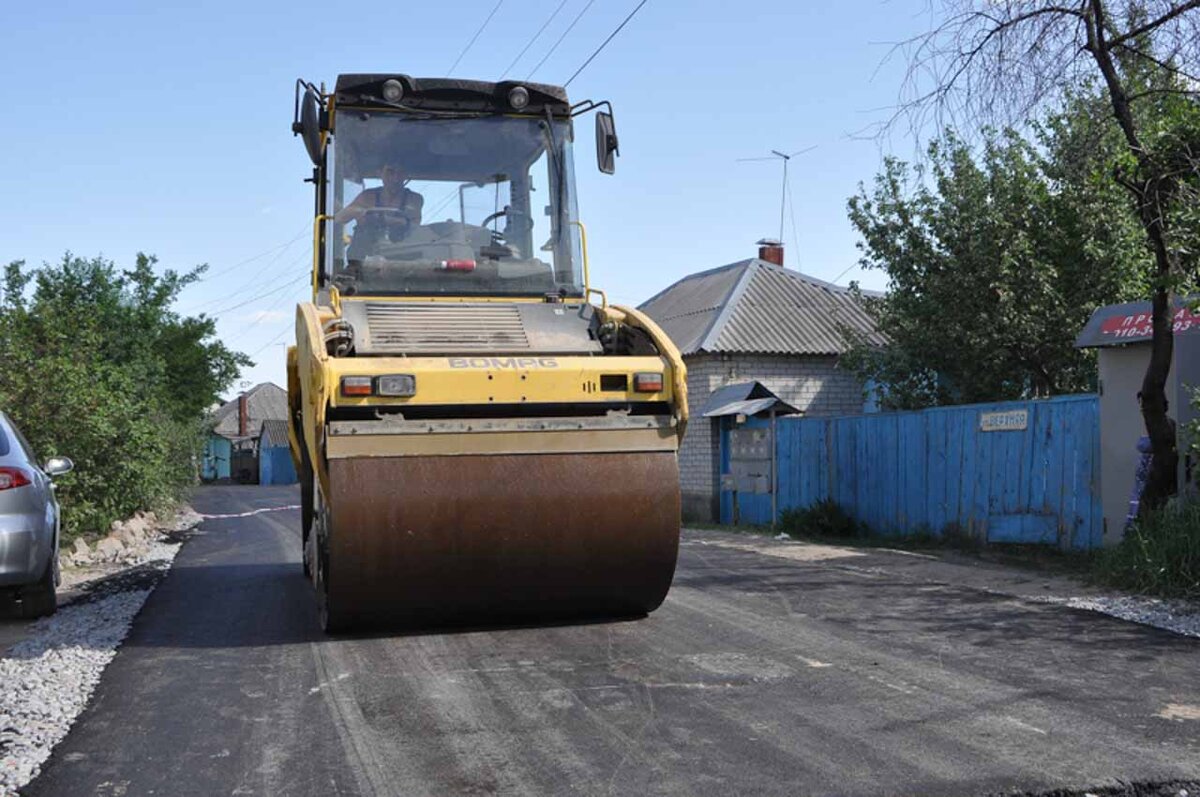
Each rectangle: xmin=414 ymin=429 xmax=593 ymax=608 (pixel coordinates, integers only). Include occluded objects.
xmin=336 ymin=163 xmax=424 ymax=242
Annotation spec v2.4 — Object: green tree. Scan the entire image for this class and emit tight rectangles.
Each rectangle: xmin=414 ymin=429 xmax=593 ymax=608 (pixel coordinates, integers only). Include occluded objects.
xmin=0 ymin=253 xmax=249 ymax=538
xmin=845 ymin=121 xmax=1146 ymax=409
xmin=882 ymin=0 xmax=1200 ymax=512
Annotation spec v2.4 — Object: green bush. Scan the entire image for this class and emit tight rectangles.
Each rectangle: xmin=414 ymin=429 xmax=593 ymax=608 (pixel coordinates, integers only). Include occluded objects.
xmin=1091 ymin=498 xmax=1200 ymax=599
xmin=779 ymin=500 xmax=866 ymax=539
xmin=0 ymin=254 xmax=247 ymax=540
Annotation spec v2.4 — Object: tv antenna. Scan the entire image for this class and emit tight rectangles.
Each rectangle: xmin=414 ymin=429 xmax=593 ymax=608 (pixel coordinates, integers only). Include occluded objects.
xmin=737 ymin=145 xmax=817 ymax=246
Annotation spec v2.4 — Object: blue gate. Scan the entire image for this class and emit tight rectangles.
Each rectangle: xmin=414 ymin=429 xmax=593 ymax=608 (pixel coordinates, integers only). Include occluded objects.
xmin=719 ymin=395 xmax=1103 ymax=548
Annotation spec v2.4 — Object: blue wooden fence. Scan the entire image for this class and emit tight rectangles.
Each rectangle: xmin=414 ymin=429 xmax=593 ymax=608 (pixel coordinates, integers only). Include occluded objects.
xmin=259 ymin=444 xmax=298 ymax=486
xmin=720 ymin=395 xmax=1103 ymax=549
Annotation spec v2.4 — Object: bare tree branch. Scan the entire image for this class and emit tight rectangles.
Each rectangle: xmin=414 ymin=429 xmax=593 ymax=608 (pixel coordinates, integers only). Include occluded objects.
xmin=1107 ymin=0 xmax=1200 ymax=45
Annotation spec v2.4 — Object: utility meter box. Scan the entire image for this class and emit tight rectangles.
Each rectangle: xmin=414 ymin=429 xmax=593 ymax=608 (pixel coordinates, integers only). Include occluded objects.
xmin=728 ymin=427 xmax=772 ymax=495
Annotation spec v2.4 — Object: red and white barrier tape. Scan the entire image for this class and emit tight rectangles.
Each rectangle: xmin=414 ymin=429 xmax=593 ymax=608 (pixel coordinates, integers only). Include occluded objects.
xmin=199 ymin=505 xmax=301 ymax=520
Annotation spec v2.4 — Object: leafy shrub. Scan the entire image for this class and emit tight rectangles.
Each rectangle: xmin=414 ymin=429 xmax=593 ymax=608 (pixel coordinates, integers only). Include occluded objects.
xmin=0 ymin=254 xmax=247 ymax=540
xmin=779 ymin=500 xmax=866 ymax=539
xmin=1091 ymin=498 xmax=1200 ymax=599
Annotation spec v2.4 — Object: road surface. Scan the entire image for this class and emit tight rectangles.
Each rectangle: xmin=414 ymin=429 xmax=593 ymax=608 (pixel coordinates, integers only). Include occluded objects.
xmin=25 ymin=485 xmax=1200 ymax=796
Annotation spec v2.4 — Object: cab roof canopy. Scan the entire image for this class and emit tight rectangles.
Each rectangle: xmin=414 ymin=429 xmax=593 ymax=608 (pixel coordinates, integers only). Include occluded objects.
xmin=334 ymin=74 xmax=571 ymax=117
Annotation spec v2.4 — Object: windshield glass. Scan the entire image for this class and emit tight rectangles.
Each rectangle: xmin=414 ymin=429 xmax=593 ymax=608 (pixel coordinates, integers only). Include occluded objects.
xmin=327 ymin=111 xmax=583 ymax=297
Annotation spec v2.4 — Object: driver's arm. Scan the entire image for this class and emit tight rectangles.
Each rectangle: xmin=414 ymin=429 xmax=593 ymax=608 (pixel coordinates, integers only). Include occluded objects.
xmin=334 ymin=191 xmax=371 ymax=224
xmin=405 ymin=192 xmax=424 ymax=227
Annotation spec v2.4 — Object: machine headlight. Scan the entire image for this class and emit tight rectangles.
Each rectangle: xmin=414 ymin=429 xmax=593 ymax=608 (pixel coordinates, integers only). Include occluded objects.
xmin=376 ymin=374 xmax=417 ymax=397
xmin=508 ymin=86 xmax=530 ymax=110
xmin=382 ymin=79 xmax=405 ymax=103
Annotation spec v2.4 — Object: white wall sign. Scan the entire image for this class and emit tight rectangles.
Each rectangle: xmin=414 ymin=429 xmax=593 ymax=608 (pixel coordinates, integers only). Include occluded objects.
xmin=980 ymin=409 xmax=1029 ymax=432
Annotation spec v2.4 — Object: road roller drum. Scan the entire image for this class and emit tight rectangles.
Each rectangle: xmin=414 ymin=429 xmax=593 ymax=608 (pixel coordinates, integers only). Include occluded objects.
xmin=314 ymin=452 xmax=679 ymax=631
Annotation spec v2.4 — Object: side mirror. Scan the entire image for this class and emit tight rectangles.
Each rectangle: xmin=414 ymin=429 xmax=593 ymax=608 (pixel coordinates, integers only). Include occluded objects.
xmin=44 ymin=456 xmax=73 ymax=477
xmin=293 ymin=84 xmax=325 ymax=166
xmin=595 ymin=111 xmax=619 ymax=175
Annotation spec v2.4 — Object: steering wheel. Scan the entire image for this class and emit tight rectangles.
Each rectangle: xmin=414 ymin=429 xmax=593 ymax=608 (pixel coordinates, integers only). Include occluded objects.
xmin=363 ymin=207 xmax=411 ymax=223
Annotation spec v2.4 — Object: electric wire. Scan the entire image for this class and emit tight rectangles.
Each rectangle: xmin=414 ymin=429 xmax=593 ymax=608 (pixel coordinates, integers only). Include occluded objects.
xmin=204 ymin=272 xmax=310 ymax=318
xmin=828 ymin=262 xmax=859 ymax=285
xmin=500 ymin=0 xmax=570 ymax=78
xmin=226 ymin=277 xmax=308 ymax=341
xmin=526 ymin=0 xmax=596 ymax=80
xmin=448 ymin=0 xmax=506 ymax=76
xmin=188 ymin=227 xmax=308 ymax=286
xmin=247 ymin=324 xmax=293 ymax=358
xmin=226 ymin=250 xmax=313 ymax=300
xmin=427 ymin=184 xmax=466 ymax=220
xmin=184 ymin=241 xmax=309 ymax=313
xmin=563 ymin=0 xmax=650 ymax=87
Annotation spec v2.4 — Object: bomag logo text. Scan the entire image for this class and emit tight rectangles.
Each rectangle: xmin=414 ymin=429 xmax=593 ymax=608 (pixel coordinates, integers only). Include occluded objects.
xmin=447 ymin=357 xmax=560 ymax=369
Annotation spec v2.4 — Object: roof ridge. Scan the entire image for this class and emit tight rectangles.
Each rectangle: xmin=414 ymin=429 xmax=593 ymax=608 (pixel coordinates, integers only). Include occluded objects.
xmin=652 ymin=305 xmax=729 ymax=321
xmin=755 ymin=260 xmax=852 ymax=294
xmin=697 ymin=260 xmax=759 ymax=352
xmin=637 ymin=259 xmax=755 ymax=311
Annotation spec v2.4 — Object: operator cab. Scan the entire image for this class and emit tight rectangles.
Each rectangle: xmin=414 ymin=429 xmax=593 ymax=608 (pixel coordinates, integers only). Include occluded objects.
xmin=323 ymin=77 xmax=587 ymax=299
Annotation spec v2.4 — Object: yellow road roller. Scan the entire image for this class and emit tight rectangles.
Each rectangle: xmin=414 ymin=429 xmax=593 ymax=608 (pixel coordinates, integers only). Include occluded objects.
xmin=286 ymin=74 xmax=687 ymax=632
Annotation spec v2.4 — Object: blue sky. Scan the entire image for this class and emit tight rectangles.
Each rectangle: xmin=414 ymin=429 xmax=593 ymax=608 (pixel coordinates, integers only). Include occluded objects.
xmin=1 ymin=0 xmax=934 ymax=391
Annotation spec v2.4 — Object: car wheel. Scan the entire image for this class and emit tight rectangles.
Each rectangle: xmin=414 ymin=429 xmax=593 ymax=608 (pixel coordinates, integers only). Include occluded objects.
xmin=19 ymin=559 xmax=57 ymax=619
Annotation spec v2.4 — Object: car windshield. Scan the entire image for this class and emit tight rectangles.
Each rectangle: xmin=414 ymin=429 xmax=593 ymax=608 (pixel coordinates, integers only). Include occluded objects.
xmin=327 ymin=111 xmax=584 ymax=298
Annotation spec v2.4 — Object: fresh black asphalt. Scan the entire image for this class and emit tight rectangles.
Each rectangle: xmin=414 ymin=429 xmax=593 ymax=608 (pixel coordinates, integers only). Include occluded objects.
xmin=24 ymin=485 xmax=1200 ymax=796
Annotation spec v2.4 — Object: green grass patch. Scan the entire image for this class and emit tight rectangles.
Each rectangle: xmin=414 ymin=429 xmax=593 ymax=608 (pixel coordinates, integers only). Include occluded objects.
xmin=1090 ymin=498 xmax=1200 ymax=599
xmin=779 ymin=500 xmax=865 ymax=540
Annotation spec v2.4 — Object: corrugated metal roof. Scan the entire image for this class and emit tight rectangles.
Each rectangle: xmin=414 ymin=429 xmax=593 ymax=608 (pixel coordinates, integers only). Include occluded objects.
xmin=639 ymin=259 xmax=884 ymax=356
xmin=636 ymin=263 xmax=747 ymax=354
xmin=1075 ymin=299 xmax=1200 ymax=348
xmin=211 ymin=383 xmax=289 ymax=439
xmin=259 ymin=419 xmax=292 ymax=449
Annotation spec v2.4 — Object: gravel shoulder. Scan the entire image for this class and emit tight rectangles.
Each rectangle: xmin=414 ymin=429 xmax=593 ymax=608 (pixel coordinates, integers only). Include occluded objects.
xmin=0 ymin=510 xmax=197 ymax=795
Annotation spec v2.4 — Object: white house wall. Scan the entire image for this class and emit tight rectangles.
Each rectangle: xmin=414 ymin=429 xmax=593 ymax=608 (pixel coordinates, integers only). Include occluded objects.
xmin=679 ymin=352 xmax=865 ymax=521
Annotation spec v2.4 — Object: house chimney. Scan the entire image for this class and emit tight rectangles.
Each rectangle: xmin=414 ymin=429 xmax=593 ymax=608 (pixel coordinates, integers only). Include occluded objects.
xmin=757 ymin=238 xmax=784 ymax=267
xmin=238 ymin=394 xmax=248 ymax=437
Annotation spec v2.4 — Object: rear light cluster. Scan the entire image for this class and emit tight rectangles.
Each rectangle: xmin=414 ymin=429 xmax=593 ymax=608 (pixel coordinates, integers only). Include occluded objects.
xmin=633 ymin=372 xmax=664 ymax=393
xmin=341 ymin=374 xmax=416 ymax=398
xmin=0 ymin=467 xmax=31 ymax=491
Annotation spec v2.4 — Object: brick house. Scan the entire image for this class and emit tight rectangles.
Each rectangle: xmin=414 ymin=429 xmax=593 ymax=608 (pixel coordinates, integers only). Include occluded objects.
xmin=640 ymin=249 xmax=884 ymax=521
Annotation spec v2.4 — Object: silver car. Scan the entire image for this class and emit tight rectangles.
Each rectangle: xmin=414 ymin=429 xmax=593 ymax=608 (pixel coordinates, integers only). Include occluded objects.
xmin=0 ymin=412 xmax=73 ymax=618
